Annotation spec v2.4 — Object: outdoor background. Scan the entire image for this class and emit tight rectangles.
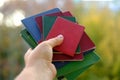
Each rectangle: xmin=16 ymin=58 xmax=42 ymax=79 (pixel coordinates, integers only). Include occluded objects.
xmin=0 ymin=0 xmax=120 ymax=80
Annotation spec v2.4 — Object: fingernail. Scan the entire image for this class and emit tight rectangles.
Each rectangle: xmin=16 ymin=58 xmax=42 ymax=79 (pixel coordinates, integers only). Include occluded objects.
xmin=57 ymin=34 xmax=64 ymax=39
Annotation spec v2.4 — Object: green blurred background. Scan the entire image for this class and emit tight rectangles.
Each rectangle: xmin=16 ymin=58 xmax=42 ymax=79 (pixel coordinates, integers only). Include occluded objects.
xmin=0 ymin=0 xmax=120 ymax=80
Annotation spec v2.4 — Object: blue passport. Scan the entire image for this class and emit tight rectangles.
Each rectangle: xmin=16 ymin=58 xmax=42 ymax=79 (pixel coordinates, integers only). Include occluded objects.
xmin=21 ymin=8 xmax=61 ymax=42
xmin=53 ymin=61 xmax=69 ymax=69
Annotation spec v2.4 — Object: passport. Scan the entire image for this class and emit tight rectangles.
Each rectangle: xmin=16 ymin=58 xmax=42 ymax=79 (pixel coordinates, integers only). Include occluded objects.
xmin=46 ymin=17 xmax=84 ymax=56
xmin=62 ymin=11 xmax=73 ymax=16
xmin=53 ymin=61 xmax=69 ymax=69
xmin=62 ymin=65 xmax=91 ymax=80
xmin=42 ymin=16 xmax=80 ymax=53
xmin=53 ymin=52 xmax=83 ymax=61
xmin=56 ymin=51 xmax=100 ymax=78
xmin=80 ymin=32 xmax=96 ymax=53
xmin=21 ymin=8 xmax=61 ymax=42
xmin=20 ymin=29 xmax=37 ymax=49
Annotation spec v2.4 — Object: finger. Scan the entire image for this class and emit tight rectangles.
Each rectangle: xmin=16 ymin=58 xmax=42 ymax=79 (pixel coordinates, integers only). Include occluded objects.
xmin=46 ymin=34 xmax=64 ymax=48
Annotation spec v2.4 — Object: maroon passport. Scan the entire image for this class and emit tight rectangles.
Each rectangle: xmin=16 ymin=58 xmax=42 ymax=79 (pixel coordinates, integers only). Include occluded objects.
xmin=79 ymin=32 xmax=95 ymax=53
xmin=62 ymin=11 xmax=73 ymax=16
xmin=53 ymin=52 xmax=83 ymax=61
xmin=46 ymin=17 xmax=84 ymax=56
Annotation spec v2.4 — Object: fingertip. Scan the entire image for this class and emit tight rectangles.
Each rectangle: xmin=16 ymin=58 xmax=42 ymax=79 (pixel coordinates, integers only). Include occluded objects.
xmin=55 ymin=34 xmax=64 ymax=45
xmin=46 ymin=34 xmax=64 ymax=47
xmin=53 ymin=34 xmax=64 ymax=46
xmin=56 ymin=34 xmax=64 ymax=40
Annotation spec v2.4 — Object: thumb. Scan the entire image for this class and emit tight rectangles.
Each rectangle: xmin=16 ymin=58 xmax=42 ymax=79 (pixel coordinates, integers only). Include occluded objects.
xmin=46 ymin=34 xmax=64 ymax=48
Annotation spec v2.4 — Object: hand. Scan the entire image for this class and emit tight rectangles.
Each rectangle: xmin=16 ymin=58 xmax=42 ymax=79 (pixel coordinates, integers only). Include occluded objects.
xmin=15 ymin=35 xmax=64 ymax=80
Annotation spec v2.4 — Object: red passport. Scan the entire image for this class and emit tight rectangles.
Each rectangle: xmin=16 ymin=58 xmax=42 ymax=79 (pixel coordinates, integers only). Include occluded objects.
xmin=79 ymin=32 xmax=95 ymax=53
xmin=62 ymin=11 xmax=73 ymax=16
xmin=53 ymin=52 xmax=83 ymax=61
xmin=46 ymin=17 xmax=84 ymax=56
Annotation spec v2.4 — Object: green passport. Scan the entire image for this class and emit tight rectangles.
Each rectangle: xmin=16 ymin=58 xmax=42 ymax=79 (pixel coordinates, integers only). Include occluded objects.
xmin=56 ymin=51 xmax=100 ymax=79
xmin=42 ymin=16 xmax=80 ymax=53
xmin=57 ymin=65 xmax=91 ymax=80
xmin=20 ymin=29 xmax=37 ymax=49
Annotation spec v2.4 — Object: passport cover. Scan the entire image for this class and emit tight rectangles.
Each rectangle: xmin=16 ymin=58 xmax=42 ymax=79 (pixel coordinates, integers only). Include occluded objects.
xmin=42 ymin=16 xmax=80 ymax=53
xmin=21 ymin=8 xmax=61 ymax=42
xmin=63 ymin=65 xmax=92 ymax=80
xmin=57 ymin=65 xmax=91 ymax=80
xmin=80 ymin=32 xmax=96 ymax=53
xmin=53 ymin=52 xmax=83 ymax=61
xmin=62 ymin=11 xmax=73 ymax=16
xmin=53 ymin=61 xmax=69 ymax=69
xmin=20 ymin=29 xmax=37 ymax=49
xmin=57 ymin=51 xmax=100 ymax=77
xmin=46 ymin=17 xmax=84 ymax=56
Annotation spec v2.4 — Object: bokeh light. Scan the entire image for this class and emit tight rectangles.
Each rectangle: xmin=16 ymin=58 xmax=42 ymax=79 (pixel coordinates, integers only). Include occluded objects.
xmin=0 ymin=0 xmax=10 ymax=8
xmin=0 ymin=12 xmax=4 ymax=25
xmin=12 ymin=10 xmax=25 ymax=27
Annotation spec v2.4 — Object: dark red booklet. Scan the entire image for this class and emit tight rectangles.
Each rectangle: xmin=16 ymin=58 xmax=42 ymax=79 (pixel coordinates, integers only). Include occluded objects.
xmin=62 ymin=11 xmax=73 ymax=16
xmin=46 ymin=17 xmax=84 ymax=56
xmin=53 ymin=52 xmax=83 ymax=61
xmin=79 ymin=32 xmax=95 ymax=53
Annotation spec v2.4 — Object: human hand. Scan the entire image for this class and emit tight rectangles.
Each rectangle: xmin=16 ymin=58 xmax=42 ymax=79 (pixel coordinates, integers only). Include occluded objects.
xmin=15 ymin=35 xmax=64 ymax=80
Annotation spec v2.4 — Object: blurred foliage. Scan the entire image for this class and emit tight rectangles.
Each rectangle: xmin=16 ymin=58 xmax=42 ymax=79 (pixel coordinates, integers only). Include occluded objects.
xmin=74 ymin=4 xmax=120 ymax=80
xmin=0 ymin=0 xmax=120 ymax=80
xmin=0 ymin=27 xmax=26 ymax=80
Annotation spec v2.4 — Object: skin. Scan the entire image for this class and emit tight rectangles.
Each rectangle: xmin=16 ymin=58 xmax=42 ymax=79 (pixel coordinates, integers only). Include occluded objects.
xmin=15 ymin=35 xmax=64 ymax=80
